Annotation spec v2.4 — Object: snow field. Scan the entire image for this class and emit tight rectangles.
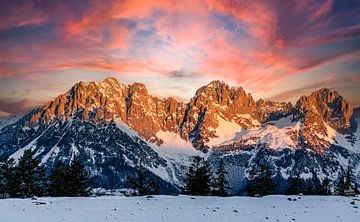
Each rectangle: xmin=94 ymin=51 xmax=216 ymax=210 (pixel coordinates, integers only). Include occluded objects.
xmin=0 ymin=195 xmax=359 ymax=222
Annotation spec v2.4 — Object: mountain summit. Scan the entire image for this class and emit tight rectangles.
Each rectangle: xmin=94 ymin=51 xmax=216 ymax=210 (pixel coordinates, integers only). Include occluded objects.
xmin=25 ymin=78 xmax=355 ymax=152
xmin=1 ymin=77 xmax=359 ymax=193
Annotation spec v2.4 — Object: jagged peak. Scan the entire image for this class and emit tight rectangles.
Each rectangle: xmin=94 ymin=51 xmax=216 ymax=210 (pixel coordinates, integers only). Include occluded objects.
xmin=195 ymin=80 xmax=247 ymax=97
xmin=129 ymin=82 xmax=148 ymax=96
xmin=206 ymin=80 xmax=227 ymax=88
xmin=310 ymin=87 xmax=340 ymax=98
xmin=295 ymin=87 xmax=353 ymax=131
xmin=101 ymin=76 xmax=123 ymax=87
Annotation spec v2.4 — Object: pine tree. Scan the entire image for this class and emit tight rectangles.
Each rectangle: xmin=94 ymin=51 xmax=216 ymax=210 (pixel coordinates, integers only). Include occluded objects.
xmin=184 ymin=156 xmax=212 ymax=196
xmin=336 ymin=165 xmax=356 ymax=195
xmin=246 ymin=164 xmax=275 ymax=196
xmin=286 ymin=176 xmax=305 ymax=195
xmin=16 ymin=149 xmax=47 ymax=198
xmin=0 ymin=157 xmax=18 ymax=198
xmin=312 ymin=173 xmax=325 ymax=195
xmin=213 ymin=158 xmax=229 ymax=196
xmin=304 ymin=178 xmax=314 ymax=195
xmin=66 ymin=156 xmax=92 ymax=196
xmin=321 ymin=177 xmax=332 ymax=195
xmin=48 ymin=161 xmax=69 ymax=197
xmin=344 ymin=165 xmax=356 ymax=190
xmin=336 ymin=172 xmax=347 ymax=196
xmin=126 ymin=167 xmax=160 ymax=196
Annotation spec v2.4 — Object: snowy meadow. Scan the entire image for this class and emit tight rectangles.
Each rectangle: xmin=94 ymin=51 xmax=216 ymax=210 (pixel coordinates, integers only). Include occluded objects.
xmin=0 ymin=195 xmax=359 ymax=222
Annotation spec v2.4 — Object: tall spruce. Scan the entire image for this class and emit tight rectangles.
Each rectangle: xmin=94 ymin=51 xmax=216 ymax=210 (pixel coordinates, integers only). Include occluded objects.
xmin=304 ymin=178 xmax=314 ymax=195
xmin=312 ymin=172 xmax=325 ymax=195
xmin=321 ymin=177 xmax=332 ymax=195
xmin=126 ymin=167 xmax=160 ymax=196
xmin=66 ymin=156 xmax=92 ymax=196
xmin=213 ymin=158 xmax=229 ymax=196
xmin=246 ymin=163 xmax=275 ymax=196
xmin=286 ymin=176 xmax=305 ymax=195
xmin=184 ymin=156 xmax=212 ymax=196
xmin=336 ymin=165 xmax=356 ymax=195
xmin=16 ymin=149 xmax=47 ymax=198
xmin=0 ymin=157 xmax=18 ymax=198
xmin=48 ymin=161 xmax=69 ymax=196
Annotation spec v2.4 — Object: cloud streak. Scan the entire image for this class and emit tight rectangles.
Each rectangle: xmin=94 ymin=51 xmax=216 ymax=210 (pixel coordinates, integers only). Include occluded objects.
xmin=0 ymin=0 xmax=359 ymax=112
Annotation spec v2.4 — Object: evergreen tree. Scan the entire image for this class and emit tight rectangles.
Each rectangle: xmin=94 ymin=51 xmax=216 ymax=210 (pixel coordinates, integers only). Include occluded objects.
xmin=184 ymin=156 xmax=212 ymax=196
xmin=126 ymin=167 xmax=160 ymax=196
xmin=336 ymin=165 xmax=356 ymax=195
xmin=321 ymin=177 xmax=332 ymax=195
xmin=304 ymin=178 xmax=314 ymax=195
xmin=48 ymin=161 xmax=69 ymax=197
xmin=66 ymin=156 xmax=92 ymax=196
xmin=246 ymin=164 xmax=275 ymax=196
xmin=213 ymin=158 xmax=229 ymax=196
xmin=286 ymin=176 xmax=305 ymax=195
xmin=0 ymin=157 xmax=18 ymax=198
xmin=336 ymin=172 xmax=347 ymax=196
xmin=16 ymin=149 xmax=47 ymax=198
xmin=344 ymin=165 xmax=356 ymax=190
xmin=312 ymin=173 xmax=325 ymax=195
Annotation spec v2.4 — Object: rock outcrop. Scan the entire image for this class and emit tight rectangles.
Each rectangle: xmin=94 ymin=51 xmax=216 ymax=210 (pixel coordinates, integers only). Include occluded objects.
xmin=25 ymin=78 xmax=355 ymax=153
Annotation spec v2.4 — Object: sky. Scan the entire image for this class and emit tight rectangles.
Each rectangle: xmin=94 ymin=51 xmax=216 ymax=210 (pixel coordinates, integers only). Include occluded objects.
xmin=1 ymin=0 xmax=360 ymax=116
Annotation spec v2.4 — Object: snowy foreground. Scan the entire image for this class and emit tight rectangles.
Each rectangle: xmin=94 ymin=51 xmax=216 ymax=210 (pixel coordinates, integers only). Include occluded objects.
xmin=0 ymin=195 xmax=359 ymax=222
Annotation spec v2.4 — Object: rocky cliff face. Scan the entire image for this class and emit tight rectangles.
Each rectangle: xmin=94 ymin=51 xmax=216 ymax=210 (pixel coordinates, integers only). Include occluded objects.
xmin=178 ymin=80 xmax=258 ymax=150
xmin=293 ymin=88 xmax=353 ymax=153
xmin=1 ymin=77 xmax=359 ymax=193
xmin=25 ymin=78 xmax=356 ymax=153
xmin=254 ymin=99 xmax=293 ymax=123
xmin=27 ymin=77 xmax=186 ymax=146
xmin=295 ymin=88 xmax=353 ymax=132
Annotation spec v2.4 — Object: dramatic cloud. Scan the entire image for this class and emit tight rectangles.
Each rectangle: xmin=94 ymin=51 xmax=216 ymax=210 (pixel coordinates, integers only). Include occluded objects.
xmin=1 ymin=0 xmax=359 ymax=113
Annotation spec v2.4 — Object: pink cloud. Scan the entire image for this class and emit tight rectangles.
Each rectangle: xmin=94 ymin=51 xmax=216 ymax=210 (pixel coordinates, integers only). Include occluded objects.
xmin=1 ymin=0 xmax=359 ymax=107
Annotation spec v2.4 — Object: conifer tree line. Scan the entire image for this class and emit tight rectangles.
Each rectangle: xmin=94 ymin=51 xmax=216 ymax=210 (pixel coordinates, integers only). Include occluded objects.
xmin=1 ymin=151 xmax=359 ymax=198
xmin=0 ymin=149 xmax=92 ymax=198
xmin=125 ymin=167 xmax=160 ymax=196
xmin=183 ymin=156 xmax=359 ymax=197
xmin=183 ymin=156 xmax=229 ymax=196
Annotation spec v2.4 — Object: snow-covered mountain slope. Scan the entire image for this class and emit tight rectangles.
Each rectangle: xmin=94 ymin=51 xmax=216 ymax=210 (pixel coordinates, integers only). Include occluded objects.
xmin=0 ymin=114 xmax=23 ymax=130
xmin=0 ymin=118 xmax=180 ymax=192
xmin=1 ymin=77 xmax=360 ymax=192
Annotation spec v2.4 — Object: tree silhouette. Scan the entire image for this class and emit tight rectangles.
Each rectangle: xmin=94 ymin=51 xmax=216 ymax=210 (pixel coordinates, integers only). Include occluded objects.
xmin=246 ymin=163 xmax=275 ymax=196
xmin=66 ymin=156 xmax=92 ymax=196
xmin=0 ymin=157 xmax=18 ymax=197
xmin=16 ymin=149 xmax=47 ymax=198
xmin=48 ymin=161 xmax=69 ymax=196
xmin=213 ymin=158 xmax=229 ymax=196
xmin=184 ymin=156 xmax=212 ymax=196
xmin=126 ymin=167 xmax=160 ymax=196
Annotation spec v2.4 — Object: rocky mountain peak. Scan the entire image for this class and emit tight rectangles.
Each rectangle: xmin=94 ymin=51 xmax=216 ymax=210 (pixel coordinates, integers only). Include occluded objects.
xmin=295 ymin=88 xmax=353 ymax=132
xmin=22 ymin=78 xmax=357 ymax=153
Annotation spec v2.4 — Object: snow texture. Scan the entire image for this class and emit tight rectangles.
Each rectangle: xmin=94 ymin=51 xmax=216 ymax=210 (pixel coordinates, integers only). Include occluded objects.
xmin=0 ymin=195 xmax=359 ymax=222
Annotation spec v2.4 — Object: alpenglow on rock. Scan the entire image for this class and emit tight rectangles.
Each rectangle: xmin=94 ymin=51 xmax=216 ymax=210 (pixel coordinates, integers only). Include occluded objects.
xmin=1 ymin=77 xmax=359 ymax=193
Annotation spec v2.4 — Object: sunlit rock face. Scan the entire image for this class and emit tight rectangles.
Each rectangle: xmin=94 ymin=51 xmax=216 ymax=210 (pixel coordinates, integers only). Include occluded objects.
xmin=1 ymin=78 xmax=359 ymax=193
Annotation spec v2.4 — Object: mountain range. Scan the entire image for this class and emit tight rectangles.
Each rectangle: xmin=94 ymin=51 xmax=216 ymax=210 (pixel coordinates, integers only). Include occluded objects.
xmin=1 ymin=77 xmax=359 ymax=194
